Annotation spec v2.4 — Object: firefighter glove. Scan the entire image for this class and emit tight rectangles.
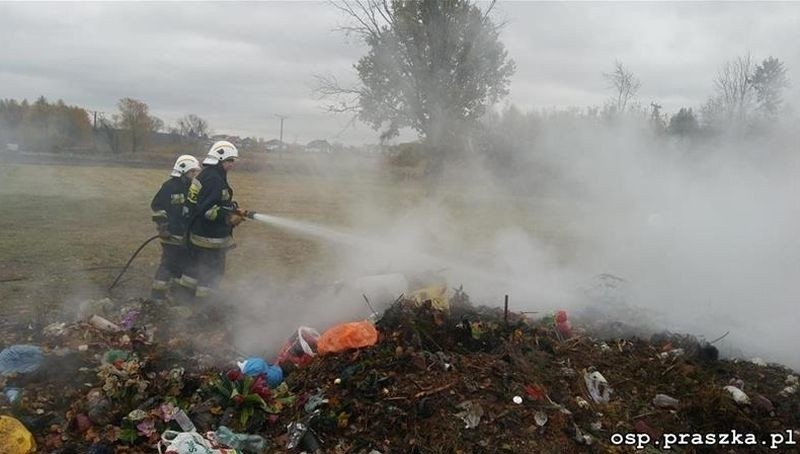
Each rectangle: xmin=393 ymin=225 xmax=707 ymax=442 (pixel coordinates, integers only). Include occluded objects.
xmin=227 ymin=213 xmax=245 ymax=227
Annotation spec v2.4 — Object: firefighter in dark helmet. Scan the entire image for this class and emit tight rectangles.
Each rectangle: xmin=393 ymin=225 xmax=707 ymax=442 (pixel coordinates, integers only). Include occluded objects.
xmin=150 ymin=154 xmax=201 ymax=301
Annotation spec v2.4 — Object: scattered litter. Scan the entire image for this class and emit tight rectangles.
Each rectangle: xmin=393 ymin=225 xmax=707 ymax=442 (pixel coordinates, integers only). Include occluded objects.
xmin=512 ymin=395 xmax=523 ymax=404
xmin=88 ymin=314 xmax=122 ymax=333
xmin=658 ymin=348 xmax=684 ymax=359
xmin=317 ymin=320 xmax=379 ymax=354
xmin=213 ymin=426 xmax=266 ymax=453
xmin=584 ymin=369 xmax=613 ymax=404
xmin=4 ymin=386 xmax=22 ymax=403
xmin=0 ymin=344 xmax=43 ymax=376
xmin=238 ymin=357 xmax=284 ymax=388
xmin=454 ymin=400 xmax=484 ymax=429
xmin=275 ymin=326 xmax=319 ymax=367
xmin=723 ymin=385 xmax=750 ymax=405
xmin=534 ymin=411 xmax=548 ymax=427
xmin=0 ymin=415 xmax=36 ymax=453
xmin=749 ymin=357 xmax=767 ymax=367
xmin=652 ymin=393 xmax=680 ymax=409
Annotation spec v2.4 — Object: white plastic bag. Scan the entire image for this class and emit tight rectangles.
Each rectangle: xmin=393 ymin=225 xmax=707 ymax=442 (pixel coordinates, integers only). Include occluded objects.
xmin=158 ymin=430 xmax=240 ymax=454
xmin=584 ymin=369 xmax=613 ymax=404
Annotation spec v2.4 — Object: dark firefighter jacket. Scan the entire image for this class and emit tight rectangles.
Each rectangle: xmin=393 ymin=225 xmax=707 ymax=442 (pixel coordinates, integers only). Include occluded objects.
xmin=150 ymin=176 xmax=192 ymax=246
xmin=186 ymin=164 xmax=236 ymax=249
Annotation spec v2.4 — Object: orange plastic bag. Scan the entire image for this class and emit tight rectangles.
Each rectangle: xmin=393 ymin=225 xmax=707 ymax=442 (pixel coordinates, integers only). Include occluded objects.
xmin=317 ymin=320 xmax=378 ymax=355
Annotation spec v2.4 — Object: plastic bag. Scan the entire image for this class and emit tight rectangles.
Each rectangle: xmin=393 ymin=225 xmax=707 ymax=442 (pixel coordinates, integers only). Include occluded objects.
xmin=0 ymin=415 xmax=36 ymax=454
xmin=317 ymin=320 xmax=378 ymax=355
xmin=584 ymin=369 xmax=613 ymax=404
xmin=212 ymin=426 xmax=266 ymax=453
xmin=238 ymin=358 xmax=284 ymax=388
xmin=410 ymin=285 xmax=450 ymax=311
xmin=0 ymin=345 xmax=43 ymax=376
xmin=158 ymin=430 xmax=240 ymax=454
xmin=275 ymin=326 xmax=320 ymax=367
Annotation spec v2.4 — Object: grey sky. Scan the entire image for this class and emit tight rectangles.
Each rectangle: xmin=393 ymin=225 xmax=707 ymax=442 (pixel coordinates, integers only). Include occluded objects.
xmin=2 ymin=1 xmax=799 ymax=145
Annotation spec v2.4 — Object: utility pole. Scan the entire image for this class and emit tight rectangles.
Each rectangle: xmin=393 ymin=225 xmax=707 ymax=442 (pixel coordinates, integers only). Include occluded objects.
xmin=90 ymin=110 xmax=101 ymax=130
xmin=275 ymin=114 xmax=287 ymax=151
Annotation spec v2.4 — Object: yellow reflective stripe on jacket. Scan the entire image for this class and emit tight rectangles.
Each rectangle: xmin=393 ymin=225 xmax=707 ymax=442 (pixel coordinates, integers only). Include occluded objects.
xmin=187 ymin=178 xmax=202 ymax=204
xmin=159 ymin=234 xmax=184 ymax=246
xmin=205 ymin=205 xmax=220 ymax=221
xmin=189 ymin=233 xmax=234 ymax=249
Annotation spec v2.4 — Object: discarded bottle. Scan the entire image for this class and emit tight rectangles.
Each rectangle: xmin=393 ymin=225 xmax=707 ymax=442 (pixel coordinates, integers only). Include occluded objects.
xmin=88 ymin=315 xmax=122 ymax=333
xmin=652 ymin=393 xmax=680 ymax=409
xmin=215 ymin=426 xmax=266 ymax=453
xmin=172 ymin=409 xmax=196 ymax=433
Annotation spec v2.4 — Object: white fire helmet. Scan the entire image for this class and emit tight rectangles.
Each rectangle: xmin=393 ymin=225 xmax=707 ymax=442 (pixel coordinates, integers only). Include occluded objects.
xmin=170 ymin=155 xmax=201 ymax=177
xmin=207 ymin=140 xmax=239 ymax=162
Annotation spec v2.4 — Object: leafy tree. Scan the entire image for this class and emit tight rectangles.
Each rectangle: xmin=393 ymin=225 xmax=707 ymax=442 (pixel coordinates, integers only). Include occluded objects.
xmin=668 ymin=107 xmax=700 ymax=137
xmin=751 ymin=56 xmax=789 ymax=117
xmin=0 ymin=97 xmax=91 ymax=152
xmin=702 ymin=54 xmax=790 ymax=131
xmin=116 ymin=97 xmax=160 ymax=152
xmin=321 ymin=0 xmax=515 ymax=169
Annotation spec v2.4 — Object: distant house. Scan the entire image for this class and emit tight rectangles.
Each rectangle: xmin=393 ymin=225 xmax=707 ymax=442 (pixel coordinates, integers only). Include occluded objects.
xmin=210 ymin=134 xmax=243 ymax=148
xmin=265 ymin=139 xmax=287 ymax=152
xmin=306 ymin=139 xmax=332 ymax=153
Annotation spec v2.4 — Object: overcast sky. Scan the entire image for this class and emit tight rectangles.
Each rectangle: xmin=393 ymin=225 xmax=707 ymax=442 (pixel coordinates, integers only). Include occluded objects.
xmin=2 ymin=2 xmax=799 ymax=145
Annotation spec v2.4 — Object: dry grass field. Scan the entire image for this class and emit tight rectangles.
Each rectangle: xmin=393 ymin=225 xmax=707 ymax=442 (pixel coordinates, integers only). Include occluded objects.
xmin=0 ymin=153 xmax=578 ymax=331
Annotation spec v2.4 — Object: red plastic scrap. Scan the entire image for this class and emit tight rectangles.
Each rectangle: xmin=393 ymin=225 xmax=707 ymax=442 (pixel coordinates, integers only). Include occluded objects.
xmin=524 ymin=384 xmax=546 ymax=401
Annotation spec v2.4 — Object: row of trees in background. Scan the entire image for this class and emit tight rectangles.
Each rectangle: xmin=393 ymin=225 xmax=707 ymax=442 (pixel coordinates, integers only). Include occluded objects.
xmin=599 ymin=54 xmax=789 ymax=138
xmin=0 ymin=95 xmax=214 ymax=154
xmin=325 ymin=0 xmax=792 ymax=180
xmin=0 ymin=97 xmax=93 ymax=152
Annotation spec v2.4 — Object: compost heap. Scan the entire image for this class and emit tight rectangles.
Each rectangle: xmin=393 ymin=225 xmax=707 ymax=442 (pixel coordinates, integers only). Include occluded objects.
xmin=0 ymin=287 xmax=798 ymax=453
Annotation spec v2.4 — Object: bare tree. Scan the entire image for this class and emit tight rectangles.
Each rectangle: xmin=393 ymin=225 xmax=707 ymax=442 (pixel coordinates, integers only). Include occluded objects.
xmin=604 ymin=61 xmax=640 ymax=113
xmin=97 ymin=114 xmax=122 ymax=154
xmin=713 ymin=53 xmax=754 ymax=124
xmin=176 ymin=114 xmax=210 ymax=139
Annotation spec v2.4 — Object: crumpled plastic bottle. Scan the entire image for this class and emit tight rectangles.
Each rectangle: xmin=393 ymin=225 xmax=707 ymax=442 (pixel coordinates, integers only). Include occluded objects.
xmin=214 ymin=426 xmax=266 ymax=453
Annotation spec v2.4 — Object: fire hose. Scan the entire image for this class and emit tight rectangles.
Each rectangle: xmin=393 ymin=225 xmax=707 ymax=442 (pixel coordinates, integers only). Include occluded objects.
xmin=108 ymin=235 xmax=160 ymax=292
xmin=110 ymin=207 xmax=256 ymax=293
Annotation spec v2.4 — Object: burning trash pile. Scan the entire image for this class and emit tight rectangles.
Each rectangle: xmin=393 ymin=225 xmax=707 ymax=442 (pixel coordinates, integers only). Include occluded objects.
xmin=0 ymin=287 xmax=798 ymax=453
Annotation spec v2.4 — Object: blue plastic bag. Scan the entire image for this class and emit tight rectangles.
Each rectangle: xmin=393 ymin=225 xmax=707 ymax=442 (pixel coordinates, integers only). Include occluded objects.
xmin=240 ymin=357 xmax=283 ymax=388
xmin=0 ymin=345 xmax=43 ymax=376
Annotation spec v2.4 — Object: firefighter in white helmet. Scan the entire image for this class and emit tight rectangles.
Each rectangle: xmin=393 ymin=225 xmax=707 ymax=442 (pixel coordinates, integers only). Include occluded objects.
xmin=177 ymin=141 xmax=249 ymax=302
xmin=149 ymin=154 xmax=201 ymax=301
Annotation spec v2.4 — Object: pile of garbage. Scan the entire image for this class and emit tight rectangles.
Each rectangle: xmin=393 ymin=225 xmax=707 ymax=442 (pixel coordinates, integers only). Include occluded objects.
xmin=0 ymin=288 xmax=798 ymax=453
